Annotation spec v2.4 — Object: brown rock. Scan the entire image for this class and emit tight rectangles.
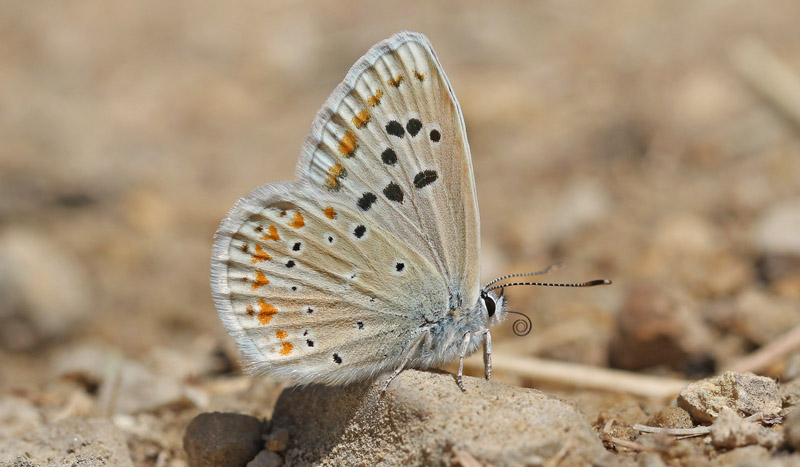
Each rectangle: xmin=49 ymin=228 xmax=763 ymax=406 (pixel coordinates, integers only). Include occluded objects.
xmin=645 ymin=407 xmax=693 ymax=429
xmin=677 ymin=371 xmax=781 ymax=423
xmin=265 ymin=428 xmax=288 ymax=452
xmin=271 ymin=369 xmax=604 ymax=466
xmin=184 ymin=412 xmax=265 ymax=467
xmin=609 ymin=282 xmax=713 ymax=374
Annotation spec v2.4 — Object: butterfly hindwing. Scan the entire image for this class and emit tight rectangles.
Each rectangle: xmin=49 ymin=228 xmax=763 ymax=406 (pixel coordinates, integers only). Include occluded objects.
xmin=212 ymin=183 xmax=446 ymax=384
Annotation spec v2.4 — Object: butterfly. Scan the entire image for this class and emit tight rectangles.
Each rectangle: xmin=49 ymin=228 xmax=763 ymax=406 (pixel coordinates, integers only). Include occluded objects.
xmin=210 ymin=31 xmax=608 ymax=392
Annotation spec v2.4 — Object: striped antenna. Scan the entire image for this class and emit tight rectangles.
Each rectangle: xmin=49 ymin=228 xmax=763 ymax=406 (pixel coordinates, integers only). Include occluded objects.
xmin=483 ymin=263 xmax=562 ymax=289
xmin=487 ymin=279 xmax=611 ymax=292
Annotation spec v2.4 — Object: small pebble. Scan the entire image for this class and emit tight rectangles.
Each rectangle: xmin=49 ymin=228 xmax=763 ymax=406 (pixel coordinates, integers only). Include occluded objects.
xmin=247 ymin=450 xmax=283 ymax=467
xmin=644 ymin=407 xmax=693 ymax=429
xmin=265 ymin=428 xmax=289 ymax=452
xmin=677 ymin=371 xmax=781 ymax=424
xmin=184 ymin=412 xmax=264 ymax=467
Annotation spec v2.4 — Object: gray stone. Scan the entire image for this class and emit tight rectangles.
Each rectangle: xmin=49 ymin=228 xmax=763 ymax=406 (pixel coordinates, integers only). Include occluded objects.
xmin=246 ymin=450 xmax=283 ymax=467
xmin=271 ymin=369 xmax=605 ymax=466
xmin=0 ymin=418 xmax=133 ymax=466
xmin=184 ymin=412 xmax=265 ymax=467
xmin=677 ymin=371 xmax=781 ymax=424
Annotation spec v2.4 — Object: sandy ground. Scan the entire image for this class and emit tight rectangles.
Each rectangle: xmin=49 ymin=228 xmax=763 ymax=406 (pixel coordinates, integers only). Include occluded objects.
xmin=2 ymin=1 xmax=800 ymax=465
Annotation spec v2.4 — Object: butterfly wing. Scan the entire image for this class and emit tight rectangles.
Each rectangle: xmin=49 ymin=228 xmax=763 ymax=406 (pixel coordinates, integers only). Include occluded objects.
xmin=211 ymin=32 xmax=480 ymax=385
xmin=297 ymin=31 xmax=481 ymax=313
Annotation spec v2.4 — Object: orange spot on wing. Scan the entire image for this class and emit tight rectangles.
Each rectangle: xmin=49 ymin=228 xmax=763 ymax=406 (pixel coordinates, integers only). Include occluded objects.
xmin=367 ymin=89 xmax=383 ymax=107
xmin=250 ymin=244 xmax=271 ymax=263
xmin=261 ymin=225 xmax=280 ymax=241
xmin=352 ymin=109 xmax=370 ymax=129
xmin=325 ymin=163 xmax=346 ymax=190
xmin=279 ymin=341 xmax=293 ymax=356
xmin=323 ymin=206 xmax=337 ymax=220
xmin=388 ymin=75 xmax=404 ymax=87
xmin=276 ymin=329 xmax=288 ymax=340
xmin=288 ymin=211 xmax=305 ymax=229
xmin=257 ymin=299 xmax=278 ymax=324
xmin=338 ymin=130 xmax=357 ymax=157
xmin=251 ymin=271 xmax=270 ymax=290
xmin=413 ymin=70 xmax=425 ymax=81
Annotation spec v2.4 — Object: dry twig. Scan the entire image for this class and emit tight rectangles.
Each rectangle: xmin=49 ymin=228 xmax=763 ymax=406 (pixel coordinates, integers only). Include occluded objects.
xmin=724 ymin=323 xmax=800 ymax=375
xmin=463 ymin=353 xmax=690 ymax=400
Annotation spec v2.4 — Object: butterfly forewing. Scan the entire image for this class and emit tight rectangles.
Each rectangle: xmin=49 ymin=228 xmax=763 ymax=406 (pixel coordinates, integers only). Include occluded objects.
xmin=212 ymin=32 xmax=480 ymax=385
xmin=298 ymin=32 xmax=480 ymax=311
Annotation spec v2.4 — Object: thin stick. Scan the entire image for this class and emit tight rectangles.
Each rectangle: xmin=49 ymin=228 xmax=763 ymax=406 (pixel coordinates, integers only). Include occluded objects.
xmin=462 ymin=353 xmax=690 ymax=400
xmin=724 ymin=322 xmax=800 ymax=374
xmin=633 ymin=424 xmax=710 ymax=437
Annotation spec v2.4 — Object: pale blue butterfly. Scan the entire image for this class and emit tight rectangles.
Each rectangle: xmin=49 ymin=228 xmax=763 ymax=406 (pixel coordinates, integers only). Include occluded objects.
xmin=210 ymin=31 xmax=609 ymax=391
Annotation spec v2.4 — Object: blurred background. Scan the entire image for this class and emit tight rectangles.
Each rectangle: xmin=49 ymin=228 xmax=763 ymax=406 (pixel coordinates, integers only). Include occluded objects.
xmin=1 ymin=0 xmax=800 ymax=461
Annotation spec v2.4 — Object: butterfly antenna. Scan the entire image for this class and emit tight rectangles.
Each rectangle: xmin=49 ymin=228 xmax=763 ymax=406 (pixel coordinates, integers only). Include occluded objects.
xmin=483 ymin=263 xmax=563 ymax=289
xmin=487 ymin=279 xmax=611 ymax=292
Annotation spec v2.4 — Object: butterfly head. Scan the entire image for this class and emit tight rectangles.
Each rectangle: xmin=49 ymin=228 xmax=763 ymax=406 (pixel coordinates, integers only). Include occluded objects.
xmin=479 ymin=288 xmax=506 ymax=328
xmin=479 ymin=287 xmax=532 ymax=336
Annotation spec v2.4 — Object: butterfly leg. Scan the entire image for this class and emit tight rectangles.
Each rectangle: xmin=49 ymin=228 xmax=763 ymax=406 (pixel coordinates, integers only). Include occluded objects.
xmin=483 ymin=329 xmax=492 ymax=380
xmin=381 ymin=331 xmax=427 ymax=393
xmin=456 ymin=332 xmax=472 ymax=392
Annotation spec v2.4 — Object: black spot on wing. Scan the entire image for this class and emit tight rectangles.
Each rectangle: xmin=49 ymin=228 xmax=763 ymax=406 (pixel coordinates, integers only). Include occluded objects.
xmin=381 ymin=148 xmax=397 ymax=165
xmin=406 ymin=118 xmax=422 ymax=137
xmin=386 ymin=121 xmax=404 ymax=138
xmin=333 ymin=353 xmax=343 ymax=364
xmin=353 ymin=225 xmax=366 ymax=239
xmin=383 ymin=182 xmax=404 ymax=203
xmin=357 ymin=192 xmax=377 ymax=211
xmin=413 ymin=170 xmax=438 ymax=189
xmin=430 ymin=129 xmax=441 ymax=142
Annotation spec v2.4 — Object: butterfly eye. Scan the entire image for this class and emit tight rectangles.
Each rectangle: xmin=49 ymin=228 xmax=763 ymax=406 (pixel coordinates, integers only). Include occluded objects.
xmin=481 ymin=291 xmax=496 ymax=317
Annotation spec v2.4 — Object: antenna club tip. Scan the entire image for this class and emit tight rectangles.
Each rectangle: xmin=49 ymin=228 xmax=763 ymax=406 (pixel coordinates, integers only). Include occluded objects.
xmin=587 ymin=279 xmax=612 ymax=286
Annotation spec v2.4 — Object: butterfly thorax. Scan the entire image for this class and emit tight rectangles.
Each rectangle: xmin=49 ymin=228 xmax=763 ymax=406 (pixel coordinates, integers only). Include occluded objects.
xmin=408 ymin=290 xmax=506 ymax=369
